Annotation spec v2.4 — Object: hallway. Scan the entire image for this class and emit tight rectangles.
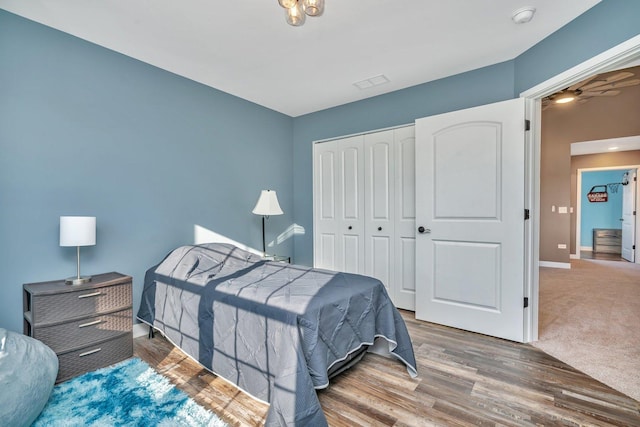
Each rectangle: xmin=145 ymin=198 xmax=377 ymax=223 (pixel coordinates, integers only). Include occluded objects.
xmin=535 ymin=259 xmax=640 ymax=401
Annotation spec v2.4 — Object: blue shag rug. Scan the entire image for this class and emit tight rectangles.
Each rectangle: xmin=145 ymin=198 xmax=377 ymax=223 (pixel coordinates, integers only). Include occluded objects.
xmin=33 ymin=358 xmax=229 ymax=426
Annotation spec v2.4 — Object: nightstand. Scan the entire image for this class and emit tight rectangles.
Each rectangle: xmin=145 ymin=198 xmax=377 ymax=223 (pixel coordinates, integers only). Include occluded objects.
xmin=264 ymin=254 xmax=291 ymax=263
xmin=23 ymin=272 xmax=133 ymax=383
xmin=593 ymin=228 xmax=622 ymax=254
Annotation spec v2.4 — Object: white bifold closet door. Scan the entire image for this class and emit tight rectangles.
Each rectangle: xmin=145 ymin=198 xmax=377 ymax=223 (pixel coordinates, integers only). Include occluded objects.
xmin=313 ymin=135 xmax=364 ymax=274
xmin=364 ymin=130 xmax=395 ymax=297
xmin=313 ymin=126 xmax=415 ymax=311
xmin=393 ymin=127 xmax=417 ymax=310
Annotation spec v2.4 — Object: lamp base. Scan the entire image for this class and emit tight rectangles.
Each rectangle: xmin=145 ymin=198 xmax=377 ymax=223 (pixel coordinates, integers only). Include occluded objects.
xmin=65 ymin=276 xmax=92 ymax=285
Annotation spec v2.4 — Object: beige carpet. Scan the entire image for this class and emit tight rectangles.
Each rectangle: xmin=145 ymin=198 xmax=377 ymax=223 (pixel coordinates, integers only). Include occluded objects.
xmin=535 ymin=259 xmax=640 ymax=402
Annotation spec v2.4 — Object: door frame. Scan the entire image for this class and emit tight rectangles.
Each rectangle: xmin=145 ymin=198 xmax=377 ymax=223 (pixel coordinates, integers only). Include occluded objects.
xmin=576 ymin=165 xmax=640 ymax=259
xmin=520 ymin=34 xmax=640 ymax=342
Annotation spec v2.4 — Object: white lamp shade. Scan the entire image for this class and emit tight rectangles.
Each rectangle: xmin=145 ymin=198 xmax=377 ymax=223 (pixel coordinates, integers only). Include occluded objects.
xmin=60 ymin=216 xmax=96 ymax=247
xmin=252 ymin=190 xmax=283 ymax=216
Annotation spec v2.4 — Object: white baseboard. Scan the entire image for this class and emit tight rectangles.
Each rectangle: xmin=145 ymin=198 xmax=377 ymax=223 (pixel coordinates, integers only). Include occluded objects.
xmin=581 ymin=246 xmax=593 ymax=251
xmin=133 ymin=323 xmax=148 ymax=338
xmin=570 ymin=253 xmax=580 ymax=259
xmin=539 ymin=261 xmax=571 ymax=269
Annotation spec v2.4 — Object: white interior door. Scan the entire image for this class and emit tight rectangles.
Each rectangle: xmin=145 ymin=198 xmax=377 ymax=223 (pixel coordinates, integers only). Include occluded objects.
xmin=621 ymin=169 xmax=637 ymax=262
xmin=415 ymin=98 xmax=526 ymax=342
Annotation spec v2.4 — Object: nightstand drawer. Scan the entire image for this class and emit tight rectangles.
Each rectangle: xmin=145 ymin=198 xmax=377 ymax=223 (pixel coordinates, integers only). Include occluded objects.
xmin=594 ymin=237 xmax=620 ymax=246
xmin=56 ymin=333 xmax=133 ymax=383
xmin=31 ymin=282 xmax=132 ymax=325
xmin=33 ymin=309 xmax=132 ymax=353
xmin=593 ymin=229 xmax=622 ymax=238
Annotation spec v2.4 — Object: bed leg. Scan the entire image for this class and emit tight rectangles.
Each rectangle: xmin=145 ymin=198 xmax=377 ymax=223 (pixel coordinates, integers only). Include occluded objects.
xmin=148 ymin=326 xmax=155 ymax=339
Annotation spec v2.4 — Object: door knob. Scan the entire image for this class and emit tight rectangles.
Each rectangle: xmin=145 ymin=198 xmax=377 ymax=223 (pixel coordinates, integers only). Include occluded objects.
xmin=378 ymin=227 xmax=382 ymax=231
xmin=348 ymin=226 xmax=353 ymax=230
xmin=418 ymin=226 xmax=431 ymax=234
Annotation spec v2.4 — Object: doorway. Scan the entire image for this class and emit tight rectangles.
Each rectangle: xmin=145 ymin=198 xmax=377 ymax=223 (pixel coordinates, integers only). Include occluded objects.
xmin=520 ymin=34 xmax=640 ymax=343
xmin=575 ymin=164 xmax=640 ymax=262
xmin=520 ymin=39 xmax=640 ymax=399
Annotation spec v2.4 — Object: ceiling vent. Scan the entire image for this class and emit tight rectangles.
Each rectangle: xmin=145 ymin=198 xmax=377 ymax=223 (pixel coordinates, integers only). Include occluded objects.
xmin=354 ymin=74 xmax=390 ymax=90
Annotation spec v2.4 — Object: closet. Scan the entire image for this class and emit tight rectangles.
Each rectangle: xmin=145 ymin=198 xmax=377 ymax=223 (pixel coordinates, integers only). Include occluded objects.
xmin=313 ymin=125 xmax=416 ymax=310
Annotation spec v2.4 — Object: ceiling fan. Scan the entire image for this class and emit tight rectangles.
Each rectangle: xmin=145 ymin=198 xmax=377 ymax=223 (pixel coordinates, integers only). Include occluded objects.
xmin=542 ymin=70 xmax=640 ymax=110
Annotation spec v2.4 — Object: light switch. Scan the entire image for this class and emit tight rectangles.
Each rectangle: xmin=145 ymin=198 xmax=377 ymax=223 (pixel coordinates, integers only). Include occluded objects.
xmin=558 ymin=243 xmax=567 ymax=249
xmin=559 ymin=206 xmax=568 ymax=214
xmin=551 ymin=205 xmax=556 ymax=212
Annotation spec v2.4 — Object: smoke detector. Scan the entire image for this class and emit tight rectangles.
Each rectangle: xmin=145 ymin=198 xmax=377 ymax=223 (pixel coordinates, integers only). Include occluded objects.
xmin=512 ymin=7 xmax=536 ymax=24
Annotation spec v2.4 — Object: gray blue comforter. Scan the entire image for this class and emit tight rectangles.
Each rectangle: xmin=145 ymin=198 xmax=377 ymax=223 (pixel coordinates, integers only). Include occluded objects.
xmin=137 ymin=243 xmax=417 ymax=426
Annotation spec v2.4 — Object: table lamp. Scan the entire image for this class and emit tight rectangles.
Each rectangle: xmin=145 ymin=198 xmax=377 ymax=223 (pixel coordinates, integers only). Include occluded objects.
xmin=252 ymin=190 xmax=283 ymax=255
xmin=60 ymin=216 xmax=96 ymax=285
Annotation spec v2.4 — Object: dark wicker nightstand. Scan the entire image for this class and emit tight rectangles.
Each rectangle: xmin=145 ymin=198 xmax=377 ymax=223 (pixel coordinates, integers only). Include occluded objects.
xmin=23 ymin=272 xmax=133 ymax=383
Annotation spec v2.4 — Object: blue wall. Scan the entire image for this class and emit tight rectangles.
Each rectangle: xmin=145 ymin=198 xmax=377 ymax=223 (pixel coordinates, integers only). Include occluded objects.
xmin=514 ymin=0 xmax=640 ymax=95
xmin=581 ymin=170 xmax=625 ymax=247
xmin=0 ymin=11 xmax=293 ymax=333
xmin=291 ymin=0 xmax=640 ymax=266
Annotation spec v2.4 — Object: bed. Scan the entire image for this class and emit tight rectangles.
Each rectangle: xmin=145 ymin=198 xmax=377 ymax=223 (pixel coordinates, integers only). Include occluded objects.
xmin=137 ymin=243 xmax=417 ymax=426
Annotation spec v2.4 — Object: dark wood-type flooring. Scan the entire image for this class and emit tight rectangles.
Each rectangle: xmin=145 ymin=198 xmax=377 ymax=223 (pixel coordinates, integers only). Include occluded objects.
xmin=134 ymin=311 xmax=640 ymax=426
xmin=580 ymin=250 xmax=625 ymax=261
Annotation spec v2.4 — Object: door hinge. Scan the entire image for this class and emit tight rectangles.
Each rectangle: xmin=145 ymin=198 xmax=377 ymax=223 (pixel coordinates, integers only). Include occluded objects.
xmin=524 ymin=297 xmax=529 ymax=308
xmin=524 ymin=119 xmax=531 ymax=131
xmin=524 ymin=209 xmax=530 ymax=220
xmin=633 ymin=245 xmax=636 ymax=250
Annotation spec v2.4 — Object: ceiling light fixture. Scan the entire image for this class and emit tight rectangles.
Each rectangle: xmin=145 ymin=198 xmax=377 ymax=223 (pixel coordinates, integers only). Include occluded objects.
xmin=554 ymin=91 xmax=576 ymax=104
xmin=511 ymin=7 xmax=536 ymax=24
xmin=278 ymin=0 xmax=324 ymax=27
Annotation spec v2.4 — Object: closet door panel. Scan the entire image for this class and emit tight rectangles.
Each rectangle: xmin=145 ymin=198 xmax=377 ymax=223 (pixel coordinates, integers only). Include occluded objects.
xmin=319 ymin=234 xmax=336 ymax=271
xmin=364 ymin=130 xmax=394 ymax=291
xmin=319 ymin=151 xmax=336 ymax=220
xmin=369 ymin=236 xmax=392 ymax=291
xmin=339 ymin=136 xmax=365 ymax=274
xmin=341 ymin=146 xmax=360 ymax=220
xmin=314 ymin=141 xmax=339 ymax=270
xmin=394 ymin=126 xmax=416 ymax=310
xmin=371 ymin=143 xmax=391 ymax=219
xmin=342 ymin=235 xmax=360 ymax=274
xmin=314 ymin=136 xmax=364 ymax=273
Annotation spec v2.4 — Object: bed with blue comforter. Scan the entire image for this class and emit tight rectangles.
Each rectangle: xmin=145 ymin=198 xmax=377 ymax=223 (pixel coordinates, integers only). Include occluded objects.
xmin=137 ymin=243 xmax=417 ymax=426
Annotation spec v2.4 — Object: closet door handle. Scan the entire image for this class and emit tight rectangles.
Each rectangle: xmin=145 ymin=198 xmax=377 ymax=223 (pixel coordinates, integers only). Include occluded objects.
xmin=348 ymin=226 xmax=353 ymax=230
xmin=418 ymin=226 xmax=431 ymax=234
xmin=378 ymin=227 xmax=382 ymax=231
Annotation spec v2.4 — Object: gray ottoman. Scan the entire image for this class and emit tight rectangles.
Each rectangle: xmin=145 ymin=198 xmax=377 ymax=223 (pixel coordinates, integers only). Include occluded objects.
xmin=0 ymin=328 xmax=58 ymax=427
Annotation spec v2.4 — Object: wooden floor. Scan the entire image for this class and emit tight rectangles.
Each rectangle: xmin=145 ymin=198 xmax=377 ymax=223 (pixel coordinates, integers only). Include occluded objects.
xmin=134 ymin=311 xmax=640 ymax=426
xmin=580 ymin=250 xmax=624 ymax=261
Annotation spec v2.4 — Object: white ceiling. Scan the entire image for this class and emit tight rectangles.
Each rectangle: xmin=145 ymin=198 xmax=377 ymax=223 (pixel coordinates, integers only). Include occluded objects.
xmin=0 ymin=0 xmax=601 ymax=117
